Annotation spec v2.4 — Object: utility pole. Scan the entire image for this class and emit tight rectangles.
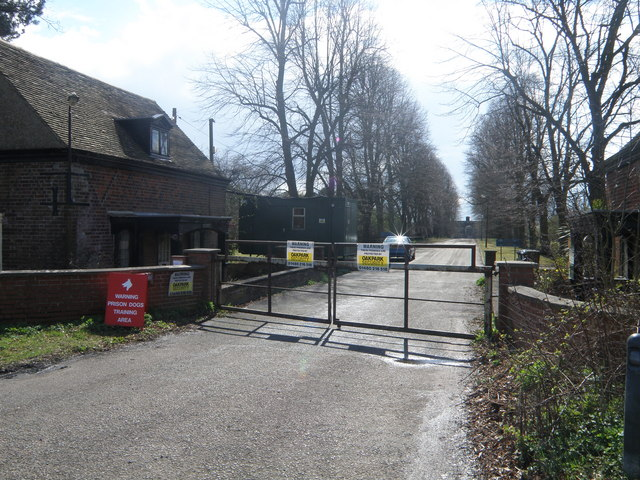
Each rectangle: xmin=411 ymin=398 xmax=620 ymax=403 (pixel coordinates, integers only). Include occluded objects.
xmin=209 ymin=118 xmax=216 ymax=165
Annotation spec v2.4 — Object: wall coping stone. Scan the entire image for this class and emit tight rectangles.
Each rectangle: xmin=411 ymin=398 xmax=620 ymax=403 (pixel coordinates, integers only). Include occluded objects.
xmin=0 ymin=264 xmax=204 ymax=277
xmin=496 ymin=261 xmax=539 ymax=267
xmin=507 ymin=285 xmax=584 ymax=310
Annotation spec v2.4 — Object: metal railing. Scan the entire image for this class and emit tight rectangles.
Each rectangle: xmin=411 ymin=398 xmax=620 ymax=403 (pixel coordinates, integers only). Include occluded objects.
xmin=217 ymin=240 xmax=494 ymax=340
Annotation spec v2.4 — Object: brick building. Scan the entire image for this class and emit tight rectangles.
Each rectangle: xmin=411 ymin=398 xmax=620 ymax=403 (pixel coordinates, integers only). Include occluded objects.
xmin=0 ymin=40 xmax=230 ymax=270
xmin=605 ymin=133 xmax=640 ymax=278
xmin=570 ymin=134 xmax=640 ymax=280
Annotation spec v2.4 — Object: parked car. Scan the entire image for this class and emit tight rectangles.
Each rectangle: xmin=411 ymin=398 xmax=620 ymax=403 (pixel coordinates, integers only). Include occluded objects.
xmin=383 ymin=235 xmax=416 ymax=261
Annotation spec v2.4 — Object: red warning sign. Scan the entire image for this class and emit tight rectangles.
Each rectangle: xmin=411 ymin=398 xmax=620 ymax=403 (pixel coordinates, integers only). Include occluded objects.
xmin=105 ymin=272 xmax=148 ymax=328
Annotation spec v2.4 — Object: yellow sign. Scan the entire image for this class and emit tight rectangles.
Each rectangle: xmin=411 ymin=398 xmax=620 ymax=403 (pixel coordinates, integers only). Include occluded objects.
xmin=288 ymin=251 xmax=312 ymax=262
xmin=286 ymin=241 xmax=314 ymax=268
xmin=357 ymin=243 xmax=389 ymax=272
xmin=168 ymin=271 xmax=194 ymax=296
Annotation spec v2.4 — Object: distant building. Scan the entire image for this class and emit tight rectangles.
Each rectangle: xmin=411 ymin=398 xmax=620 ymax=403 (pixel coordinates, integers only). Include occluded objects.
xmin=453 ymin=216 xmax=482 ymax=239
xmin=238 ymin=195 xmax=358 ymax=254
xmin=0 ymin=40 xmax=230 ymax=270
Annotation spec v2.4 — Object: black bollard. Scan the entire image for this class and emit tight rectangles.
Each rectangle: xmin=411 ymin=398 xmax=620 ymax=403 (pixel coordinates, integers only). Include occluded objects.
xmin=624 ymin=333 xmax=640 ymax=478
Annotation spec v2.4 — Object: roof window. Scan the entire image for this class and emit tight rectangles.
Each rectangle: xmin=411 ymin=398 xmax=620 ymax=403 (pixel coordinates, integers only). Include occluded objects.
xmin=116 ymin=113 xmax=173 ymax=160
xmin=151 ymin=127 xmax=169 ymax=157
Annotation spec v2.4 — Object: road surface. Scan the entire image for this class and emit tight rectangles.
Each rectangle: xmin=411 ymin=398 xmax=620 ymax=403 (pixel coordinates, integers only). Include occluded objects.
xmin=0 ymin=240 xmax=481 ymax=479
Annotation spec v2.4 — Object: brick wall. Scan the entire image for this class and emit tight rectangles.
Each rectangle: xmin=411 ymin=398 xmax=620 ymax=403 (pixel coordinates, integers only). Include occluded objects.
xmin=497 ymin=261 xmax=583 ymax=344
xmin=0 ymin=249 xmax=218 ymax=325
xmin=607 ymin=161 xmax=640 ymax=210
xmin=497 ymin=261 xmax=537 ymax=334
xmin=502 ymin=285 xmax=584 ymax=346
xmin=0 ymin=152 xmax=227 ymax=270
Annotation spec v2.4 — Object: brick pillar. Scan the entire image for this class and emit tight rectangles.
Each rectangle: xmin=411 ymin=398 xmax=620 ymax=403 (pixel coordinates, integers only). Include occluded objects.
xmin=184 ymin=248 xmax=220 ymax=303
xmin=496 ymin=261 xmax=537 ymax=335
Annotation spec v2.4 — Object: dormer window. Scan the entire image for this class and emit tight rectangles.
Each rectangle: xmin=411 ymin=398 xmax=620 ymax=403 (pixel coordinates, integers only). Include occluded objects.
xmin=116 ymin=113 xmax=173 ymax=160
xmin=151 ymin=127 xmax=169 ymax=157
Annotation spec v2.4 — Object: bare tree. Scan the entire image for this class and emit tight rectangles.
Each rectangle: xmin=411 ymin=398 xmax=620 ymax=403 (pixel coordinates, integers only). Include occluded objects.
xmin=292 ymin=0 xmax=381 ymax=197
xmin=198 ymin=0 xmax=459 ymax=240
xmin=459 ymin=0 xmax=640 ymax=211
xmin=344 ymin=55 xmax=400 ymax=239
xmin=466 ymin=99 xmax=531 ymax=241
xmin=347 ymin=56 xmax=458 ymax=239
xmin=197 ymin=0 xmax=306 ymax=197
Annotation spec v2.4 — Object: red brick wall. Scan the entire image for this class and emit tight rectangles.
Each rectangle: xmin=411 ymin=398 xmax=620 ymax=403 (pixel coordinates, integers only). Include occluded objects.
xmin=0 ymin=152 xmax=227 ymax=270
xmin=0 ymin=249 xmax=219 ymax=325
xmin=501 ymin=286 xmax=583 ymax=346
xmin=607 ymin=161 xmax=640 ymax=210
xmin=0 ymin=265 xmax=207 ymax=325
xmin=497 ymin=261 xmax=537 ymax=334
xmin=497 ymin=261 xmax=584 ymax=344
xmin=0 ymin=267 xmax=211 ymax=324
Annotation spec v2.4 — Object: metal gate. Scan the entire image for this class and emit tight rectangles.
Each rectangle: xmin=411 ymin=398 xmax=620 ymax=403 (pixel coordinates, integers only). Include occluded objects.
xmin=217 ymin=240 xmax=494 ymax=340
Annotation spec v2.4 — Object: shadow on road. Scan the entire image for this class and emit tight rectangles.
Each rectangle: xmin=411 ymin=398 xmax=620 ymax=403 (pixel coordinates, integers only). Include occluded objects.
xmin=198 ymin=314 xmax=473 ymax=368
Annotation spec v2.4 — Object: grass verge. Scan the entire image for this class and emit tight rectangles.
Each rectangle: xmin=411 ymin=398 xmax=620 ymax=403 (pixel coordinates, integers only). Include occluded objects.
xmin=476 ymin=238 xmax=555 ymax=267
xmin=0 ymin=306 xmax=213 ymax=375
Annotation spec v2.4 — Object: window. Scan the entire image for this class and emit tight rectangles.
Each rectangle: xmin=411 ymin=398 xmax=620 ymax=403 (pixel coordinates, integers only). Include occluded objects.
xmin=292 ymin=207 xmax=305 ymax=230
xmin=158 ymin=233 xmax=171 ymax=265
xmin=150 ymin=127 xmax=169 ymax=157
xmin=116 ymin=230 xmax=130 ymax=268
xmin=191 ymin=230 xmax=201 ymax=248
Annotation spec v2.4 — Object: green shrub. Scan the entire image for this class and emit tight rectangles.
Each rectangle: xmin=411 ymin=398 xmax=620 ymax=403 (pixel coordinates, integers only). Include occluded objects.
xmin=472 ymin=284 xmax=635 ymax=479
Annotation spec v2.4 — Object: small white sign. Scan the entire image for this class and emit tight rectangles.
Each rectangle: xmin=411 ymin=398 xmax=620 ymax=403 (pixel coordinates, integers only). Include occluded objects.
xmin=357 ymin=243 xmax=390 ymax=272
xmin=287 ymin=241 xmax=314 ymax=268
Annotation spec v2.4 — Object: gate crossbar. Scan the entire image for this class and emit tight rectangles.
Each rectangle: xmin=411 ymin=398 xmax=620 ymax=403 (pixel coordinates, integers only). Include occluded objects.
xmin=333 ymin=290 xmax=483 ymax=306
xmin=218 ymin=240 xmax=493 ymax=340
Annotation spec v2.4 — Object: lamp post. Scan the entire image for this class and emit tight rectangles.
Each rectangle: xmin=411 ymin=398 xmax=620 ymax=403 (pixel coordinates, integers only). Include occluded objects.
xmin=65 ymin=92 xmax=79 ymax=266
xmin=479 ymin=194 xmax=489 ymax=248
xmin=66 ymin=92 xmax=79 ymax=204
xmin=484 ymin=202 xmax=489 ymax=248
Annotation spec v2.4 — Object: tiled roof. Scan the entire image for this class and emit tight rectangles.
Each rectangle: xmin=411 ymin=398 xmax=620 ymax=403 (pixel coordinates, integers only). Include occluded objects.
xmin=606 ymin=133 xmax=640 ymax=171
xmin=0 ymin=40 xmax=225 ymax=179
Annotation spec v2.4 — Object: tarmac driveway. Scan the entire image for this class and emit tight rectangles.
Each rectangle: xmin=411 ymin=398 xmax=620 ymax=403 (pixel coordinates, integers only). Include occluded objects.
xmin=0 ymin=240 xmax=481 ymax=479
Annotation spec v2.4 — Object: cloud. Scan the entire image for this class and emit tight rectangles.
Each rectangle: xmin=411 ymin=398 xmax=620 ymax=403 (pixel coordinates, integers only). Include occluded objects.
xmin=15 ymin=0 xmax=483 ymax=216
xmin=14 ymin=0 xmax=245 ymax=151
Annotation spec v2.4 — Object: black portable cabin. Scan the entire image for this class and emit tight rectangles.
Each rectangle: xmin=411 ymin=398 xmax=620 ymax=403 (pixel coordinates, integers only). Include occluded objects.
xmin=238 ymin=195 xmax=358 ymax=254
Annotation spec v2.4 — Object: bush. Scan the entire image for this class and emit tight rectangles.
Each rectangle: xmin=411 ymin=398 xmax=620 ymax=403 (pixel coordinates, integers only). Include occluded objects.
xmin=471 ymin=283 xmax=638 ymax=479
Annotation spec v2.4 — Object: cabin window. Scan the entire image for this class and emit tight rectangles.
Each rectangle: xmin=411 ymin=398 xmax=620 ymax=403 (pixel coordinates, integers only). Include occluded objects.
xmin=150 ymin=127 xmax=169 ymax=157
xmin=292 ymin=207 xmax=305 ymax=230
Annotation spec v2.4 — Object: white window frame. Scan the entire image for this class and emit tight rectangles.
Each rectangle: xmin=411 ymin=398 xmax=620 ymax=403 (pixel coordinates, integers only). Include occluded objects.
xmin=158 ymin=232 xmax=171 ymax=265
xmin=150 ymin=127 xmax=169 ymax=157
xmin=292 ymin=207 xmax=305 ymax=230
xmin=116 ymin=229 xmax=130 ymax=268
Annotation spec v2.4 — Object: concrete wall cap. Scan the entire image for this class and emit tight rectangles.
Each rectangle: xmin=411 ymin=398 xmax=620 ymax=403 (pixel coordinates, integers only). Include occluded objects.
xmin=496 ymin=261 xmax=538 ymax=267
xmin=508 ymin=285 xmax=584 ymax=309
xmin=0 ymin=264 xmax=204 ymax=277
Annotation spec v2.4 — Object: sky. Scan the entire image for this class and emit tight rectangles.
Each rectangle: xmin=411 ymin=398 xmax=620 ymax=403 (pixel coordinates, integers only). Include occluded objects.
xmin=13 ymin=0 xmax=490 ymax=219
